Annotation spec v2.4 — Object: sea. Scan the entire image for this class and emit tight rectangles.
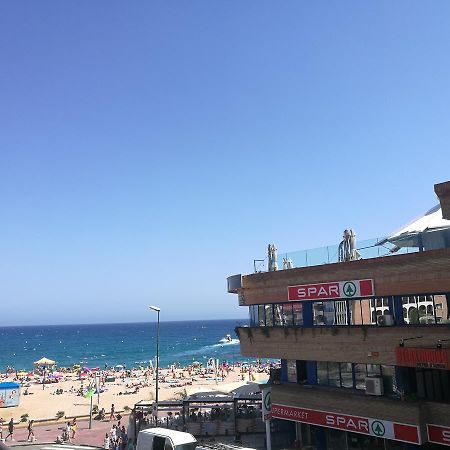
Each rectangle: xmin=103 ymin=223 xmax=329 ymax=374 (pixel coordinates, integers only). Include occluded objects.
xmin=0 ymin=319 xmax=251 ymax=371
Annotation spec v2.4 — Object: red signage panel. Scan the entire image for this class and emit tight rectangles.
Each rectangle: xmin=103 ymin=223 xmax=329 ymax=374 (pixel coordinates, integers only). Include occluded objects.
xmin=428 ymin=424 xmax=450 ymax=446
xmin=287 ymin=279 xmax=374 ymax=301
xmin=271 ymin=404 xmax=420 ymax=444
xmin=395 ymin=347 xmax=450 ymax=370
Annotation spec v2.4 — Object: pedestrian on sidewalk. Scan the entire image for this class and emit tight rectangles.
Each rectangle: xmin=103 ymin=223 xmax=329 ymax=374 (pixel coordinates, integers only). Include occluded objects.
xmin=5 ymin=418 xmax=14 ymax=441
xmin=0 ymin=417 xmax=4 ymax=441
xmin=110 ymin=404 xmax=116 ymax=421
xmin=71 ymin=418 xmax=78 ymax=440
xmin=27 ymin=420 xmax=35 ymax=442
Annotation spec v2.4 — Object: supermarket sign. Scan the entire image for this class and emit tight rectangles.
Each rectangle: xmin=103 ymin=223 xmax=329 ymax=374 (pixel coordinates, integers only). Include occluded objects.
xmin=288 ymin=279 xmax=374 ymax=301
xmin=428 ymin=424 xmax=450 ymax=446
xmin=271 ymin=404 xmax=421 ymax=445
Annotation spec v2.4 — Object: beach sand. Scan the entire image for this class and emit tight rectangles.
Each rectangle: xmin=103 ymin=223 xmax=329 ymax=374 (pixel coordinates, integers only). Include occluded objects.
xmin=0 ymin=367 xmax=267 ymax=424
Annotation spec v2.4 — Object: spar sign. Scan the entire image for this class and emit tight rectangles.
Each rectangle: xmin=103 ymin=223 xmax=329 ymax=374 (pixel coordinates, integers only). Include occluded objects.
xmin=262 ymin=388 xmax=272 ymax=421
xmin=271 ymin=404 xmax=421 ymax=444
xmin=288 ymin=279 xmax=374 ymax=301
xmin=427 ymin=424 xmax=450 ymax=446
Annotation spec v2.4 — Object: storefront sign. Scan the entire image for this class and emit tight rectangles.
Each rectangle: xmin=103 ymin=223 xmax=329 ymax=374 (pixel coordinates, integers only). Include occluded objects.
xmin=395 ymin=347 xmax=450 ymax=370
xmin=271 ymin=404 xmax=421 ymax=445
xmin=262 ymin=388 xmax=272 ymax=421
xmin=428 ymin=424 xmax=450 ymax=446
xmin=287 ymin=279 xmax=374 ymax=301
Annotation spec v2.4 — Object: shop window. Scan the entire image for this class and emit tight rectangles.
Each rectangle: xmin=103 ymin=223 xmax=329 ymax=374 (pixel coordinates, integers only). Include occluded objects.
xmin=274 ymin=304 xmax=284 ymax=326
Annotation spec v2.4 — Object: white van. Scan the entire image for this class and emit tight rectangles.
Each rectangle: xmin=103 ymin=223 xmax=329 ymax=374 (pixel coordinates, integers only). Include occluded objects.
xmin=137 ymin=428 xmax=197 ymax=450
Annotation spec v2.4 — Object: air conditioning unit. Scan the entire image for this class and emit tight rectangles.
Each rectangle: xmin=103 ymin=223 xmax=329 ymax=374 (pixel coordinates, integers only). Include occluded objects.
xmin=365 ymin=377 xmax=383 ymax=396
xmin=377 ymin=314 xmax=394 ymax=326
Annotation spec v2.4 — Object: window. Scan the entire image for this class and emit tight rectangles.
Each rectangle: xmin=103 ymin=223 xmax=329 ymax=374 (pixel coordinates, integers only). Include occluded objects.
xmin=265 ymin=305 xmax=273 ymax=326
xmin=293 ymin=303 xmax=303 ymax=326
xmin=258 ymin=305 xmax=265 ymax=326
xmin=340 ymin=363 xmax=353 ymax=388
xmin=328 ymin=362 xmax=340 ymax=387
xmin=317 ymin=361 xmax=328 ymax=385
xmin=354 ymin=364 xmax=366 ymax=390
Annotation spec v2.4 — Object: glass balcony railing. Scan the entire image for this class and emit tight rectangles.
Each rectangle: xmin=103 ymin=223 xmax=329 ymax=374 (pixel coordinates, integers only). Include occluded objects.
xmin=253 ymin=237 xmax=419 ymax=273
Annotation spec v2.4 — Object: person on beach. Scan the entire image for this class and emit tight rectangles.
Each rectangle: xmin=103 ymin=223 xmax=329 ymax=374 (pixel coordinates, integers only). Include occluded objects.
xmin=27 ymin=420 xmax=35 ymax=442
xmin=5 ymin=418 xmax=14 ymax=441
xmin=110 ymin=404 xmax=116 ymax=421
xmin=71 ymin=418 xmax=77 ymax=439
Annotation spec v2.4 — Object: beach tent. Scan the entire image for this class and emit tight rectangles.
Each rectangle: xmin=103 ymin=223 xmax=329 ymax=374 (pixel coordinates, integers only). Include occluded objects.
xmin=378 ymin=205 xmax=450 ymax=252
xmin=33 ymin=357 xmax=56 ymax=366
xmin=0 ymin=382 xmax=21 ymax=407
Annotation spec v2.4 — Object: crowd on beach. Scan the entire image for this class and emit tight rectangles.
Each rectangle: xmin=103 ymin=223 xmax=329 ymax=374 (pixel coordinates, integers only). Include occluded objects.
xmin=0 ymin=359 xmax=274 ymax=440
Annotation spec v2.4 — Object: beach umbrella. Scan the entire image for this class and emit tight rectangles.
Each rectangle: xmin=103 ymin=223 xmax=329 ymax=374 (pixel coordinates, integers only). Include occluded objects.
xmin=33 ymin=357 xmax=56 ymax=391
xmin=33 ymin=357 xmax=55 ymax=366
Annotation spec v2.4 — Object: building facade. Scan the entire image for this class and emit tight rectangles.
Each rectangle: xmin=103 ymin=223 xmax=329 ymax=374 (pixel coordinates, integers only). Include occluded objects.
xmin=227 ymin=183 xmax=450 ymax=449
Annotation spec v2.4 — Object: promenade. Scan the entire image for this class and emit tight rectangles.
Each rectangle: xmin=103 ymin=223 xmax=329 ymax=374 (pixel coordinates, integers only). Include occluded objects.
xmin=4 ymin=418 xmax=111 ymax=448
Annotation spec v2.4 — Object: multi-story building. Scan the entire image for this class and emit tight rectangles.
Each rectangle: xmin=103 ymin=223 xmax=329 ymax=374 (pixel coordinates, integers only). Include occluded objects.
xmin=227 ymin=181 xmax=450 ymax=450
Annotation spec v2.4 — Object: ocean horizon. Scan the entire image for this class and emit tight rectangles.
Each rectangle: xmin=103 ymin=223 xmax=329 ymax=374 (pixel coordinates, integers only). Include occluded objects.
xmin=0 ymin=319 xmax=250 ymax=371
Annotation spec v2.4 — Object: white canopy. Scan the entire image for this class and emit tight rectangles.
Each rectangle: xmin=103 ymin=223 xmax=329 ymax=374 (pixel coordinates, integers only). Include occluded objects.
xmin=379 ymin=205 xmax=450 ymax=250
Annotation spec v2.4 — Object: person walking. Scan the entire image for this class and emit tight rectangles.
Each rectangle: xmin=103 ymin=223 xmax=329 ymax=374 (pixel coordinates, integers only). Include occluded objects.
xmin=5 ymin=418 xmax=14 ymax=441
xmin=71 ymin=418 xmax=78 ymax=440
xmin=109 ymin=404 xmax=116 ymax=421
xmin=27 ymin=420 xmax=35 ymax=442
xmin=0 ymin=417 xmax=4 ymax=441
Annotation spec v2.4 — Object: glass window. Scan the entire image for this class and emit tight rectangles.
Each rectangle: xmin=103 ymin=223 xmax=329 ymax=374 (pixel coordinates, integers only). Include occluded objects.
xmin=317 ymin=361 xmax=328 ymax=385
xmin=328 ymin=362 xmax=340 ymax=387
xmin=283 ymin=303 xmax=294 ymax=326
xmin=381 ymin=365 xmax=396 ymax=395
xmin=367 ymin=364 xmax=381 ymax=377
xmin=340 ymin=363 xmax=353 ymax=388
xmin=273 ymin=304 xmax=284 ymax=326
xmin=265 ymin=305 xmax=273 ymax=326
xmin=323 ymin=302 xmax=337 ymax=325
xmin=313 ymin=302 xmax=326 ymax=325
xmin=258 ymin=305 xmax=266 ymax=326
xmin=293 ymin=303 xmax=303 ymax=326
xmin=354 ymin=364 xmax=366 ymax=390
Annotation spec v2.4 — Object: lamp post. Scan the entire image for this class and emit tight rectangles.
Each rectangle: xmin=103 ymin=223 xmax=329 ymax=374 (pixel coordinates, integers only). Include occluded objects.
xmin=149 ymin=305 xmax=160 ymax=422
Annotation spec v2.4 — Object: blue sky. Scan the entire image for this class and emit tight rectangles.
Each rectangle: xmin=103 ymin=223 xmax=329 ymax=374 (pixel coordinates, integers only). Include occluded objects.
xmin=1 ymin=1 xmax=449 ymax=326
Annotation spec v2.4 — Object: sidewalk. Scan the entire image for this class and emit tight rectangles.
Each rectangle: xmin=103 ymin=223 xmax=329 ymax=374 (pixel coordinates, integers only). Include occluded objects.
xmin=5 ymin=418 xmax=114 ymax=448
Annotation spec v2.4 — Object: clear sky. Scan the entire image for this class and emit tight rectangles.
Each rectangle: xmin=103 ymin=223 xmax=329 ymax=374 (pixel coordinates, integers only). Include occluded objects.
xmin=1 ymin=1 xmax=450 ymax=326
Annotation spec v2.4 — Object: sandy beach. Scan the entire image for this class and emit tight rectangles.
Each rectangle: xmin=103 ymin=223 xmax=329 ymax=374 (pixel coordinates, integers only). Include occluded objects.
xmin=0 ymin=366 xmax=268 ymax=424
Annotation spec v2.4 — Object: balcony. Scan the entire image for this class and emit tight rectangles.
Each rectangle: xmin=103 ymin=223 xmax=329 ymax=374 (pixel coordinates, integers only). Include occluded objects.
xmin=235 ymin=325 xmax=449 ymax=366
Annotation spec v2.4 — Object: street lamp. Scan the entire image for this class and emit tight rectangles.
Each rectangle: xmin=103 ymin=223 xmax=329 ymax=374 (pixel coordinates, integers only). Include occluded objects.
xmin=149 ymin=305 xmax=160 ymax=422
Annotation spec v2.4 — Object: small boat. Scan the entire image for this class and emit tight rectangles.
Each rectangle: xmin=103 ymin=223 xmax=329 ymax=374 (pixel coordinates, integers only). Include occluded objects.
xmin=226 ymin=334 xmax=232 ymax=342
